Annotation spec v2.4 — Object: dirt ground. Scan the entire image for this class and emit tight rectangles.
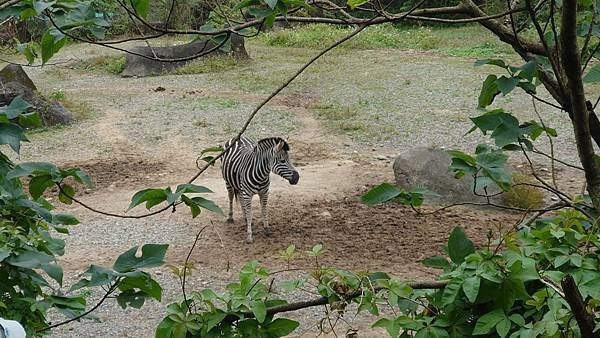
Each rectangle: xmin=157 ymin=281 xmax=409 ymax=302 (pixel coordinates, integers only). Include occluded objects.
xmin=6 ymin=40 xmax=584 ymax=337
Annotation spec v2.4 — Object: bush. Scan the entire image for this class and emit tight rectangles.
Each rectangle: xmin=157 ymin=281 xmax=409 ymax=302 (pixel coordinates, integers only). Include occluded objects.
xmin=504 ymin=173 xmax=545 ymax=209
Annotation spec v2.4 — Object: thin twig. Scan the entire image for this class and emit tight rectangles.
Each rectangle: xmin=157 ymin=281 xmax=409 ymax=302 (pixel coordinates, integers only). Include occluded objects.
xmin=37 ymin=278 xmax=122 ymax=332
xmin=182 ymin=225 xmax=208 ymax=314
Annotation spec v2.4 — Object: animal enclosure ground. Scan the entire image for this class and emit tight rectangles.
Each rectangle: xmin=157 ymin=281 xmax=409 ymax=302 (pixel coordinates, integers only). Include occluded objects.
xmin=2 ymin=34 xmax=589 ymax=337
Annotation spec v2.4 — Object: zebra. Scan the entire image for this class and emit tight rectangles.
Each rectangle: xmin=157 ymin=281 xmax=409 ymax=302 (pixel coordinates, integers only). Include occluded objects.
xmin=220 ymin=136 xmax=300 ymax=243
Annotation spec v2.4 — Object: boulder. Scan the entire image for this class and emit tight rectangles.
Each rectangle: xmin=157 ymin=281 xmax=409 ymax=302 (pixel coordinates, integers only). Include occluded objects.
xmin=0 ymin=64 xmax=73 ymax=126
xmin=121 ymin=34 xmax=248 ymax=77
xmin=393 ymin=147 xmax=500 ymax=205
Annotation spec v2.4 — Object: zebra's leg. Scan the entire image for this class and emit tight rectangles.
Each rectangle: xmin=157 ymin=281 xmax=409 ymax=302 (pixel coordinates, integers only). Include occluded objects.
xmin=239 ymin=193 xmax=253 ymax=243
xmin=226 ymin=185 xmax=234 ymax=223
xmin=258 ymin=190 xmax=271 ymax=235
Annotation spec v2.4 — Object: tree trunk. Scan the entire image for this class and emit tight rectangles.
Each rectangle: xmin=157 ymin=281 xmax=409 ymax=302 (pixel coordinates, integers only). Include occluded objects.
xmin=561 ymin=275 xmax=600 ymax=338
xmin=560 ymin=0 xmax=600 ymax=211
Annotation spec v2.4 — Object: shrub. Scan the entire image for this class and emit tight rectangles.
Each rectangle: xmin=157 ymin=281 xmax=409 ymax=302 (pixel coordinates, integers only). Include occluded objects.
xmin=504 ymin=173 xmax=545 ymax=209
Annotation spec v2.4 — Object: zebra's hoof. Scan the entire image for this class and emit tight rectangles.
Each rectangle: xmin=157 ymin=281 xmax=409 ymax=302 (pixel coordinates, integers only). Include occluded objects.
xmin=262 ymin=227 xmax=272 ymax=236
xmin=226 ymin=218 xmax=234 ymax=224
xmin=245 ymin=237 xmax=253 ymax=244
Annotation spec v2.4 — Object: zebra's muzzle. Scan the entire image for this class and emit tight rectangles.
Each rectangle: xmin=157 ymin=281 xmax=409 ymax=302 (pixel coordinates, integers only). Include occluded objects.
xmin=289 ymin=171 xmax=300 ymax=185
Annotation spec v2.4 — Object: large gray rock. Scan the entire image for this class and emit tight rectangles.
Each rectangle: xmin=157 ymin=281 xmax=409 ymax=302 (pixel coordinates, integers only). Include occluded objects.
xmin=121 ymin=34 xmax=248 ymax=77
xmin=393 ymin=147 xmax=498 ymax=205
xmin=0 ymin=64 xmax=73 ymax=126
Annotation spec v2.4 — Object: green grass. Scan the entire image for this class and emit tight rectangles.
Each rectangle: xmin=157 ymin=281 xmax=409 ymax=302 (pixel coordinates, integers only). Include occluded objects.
xmin=71 ymin=55 xmax=126 ymax=74
xmin=257 ymin=24 xmax=515 ymax=58
xmin=312 ymin=101 xmax=367 ymax=132
xmin=46 ymin=90 xmax=92 ymax=119
xmin=172 ymin=56 xmax=245 ymax=75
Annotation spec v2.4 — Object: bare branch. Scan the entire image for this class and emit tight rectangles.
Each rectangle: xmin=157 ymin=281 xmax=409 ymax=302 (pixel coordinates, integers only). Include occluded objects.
xmin=561 ymin=274 xmax=600 ymax=338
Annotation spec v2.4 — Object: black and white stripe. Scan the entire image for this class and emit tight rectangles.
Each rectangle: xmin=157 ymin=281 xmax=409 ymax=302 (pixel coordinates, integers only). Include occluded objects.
xmin=221 ymin=136 xmax=299 ymax=243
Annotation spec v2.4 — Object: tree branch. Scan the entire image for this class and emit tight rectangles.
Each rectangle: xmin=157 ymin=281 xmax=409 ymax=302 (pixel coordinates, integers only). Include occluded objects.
xmin=223 ymin=281 xmax=448 ymax=323
xmin=561 ymin=274 xmax=600 ymax=338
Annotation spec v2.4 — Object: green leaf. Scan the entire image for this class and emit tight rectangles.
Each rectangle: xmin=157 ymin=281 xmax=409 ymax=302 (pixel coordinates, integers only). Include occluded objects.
xmin=442 ymin=276 xmax=464 ymax=306
xmin=474 ymin=59 xmax=508 ymax=68
xmin=0 ymin=96 xmax=31 ymax=119
xmin=18 ymin=112 xmax=42 ymax=128
xmin=496 ymin=318 xmax=511 ymax=338
xmin=113 ymin=244 xmax=168 ymax=273
xmin=58 ymin=184 xmax=75 ymax=205
xmin=6 ymin=249 xmax=54 ymax=268
xmin=130 ymin=0 xmax=149 ymax=18
xmin=116 ymin=289 xmax=146 ymax=309
xmin=347 ymin=0 xmax=369 ymax=9
xmin=447 ymin=227 xmax=475 ymax=264
xmin=41 ymin=30 xmax=66 ymax=65
xmin=478 ymin=74 xmax=500 ymax=108
xmin=52 ymin=213 xmax=79 ymax=225
xmin=119 ymin=274 xmax=163 ymax=301
xmin=583 ymin=63 xmax=600 ymax=82
xmin=463 ymin=276 xmax=480 ymax=303
xmin=0 ymin=250 xmax=10 ymax=262
xmin=509 ymin=258 xmax=539 ymax=282
xmin=264 ymin=0 xmax=278 ymax=8
xmin=128 ymin=188 xmax=168 ymax=211
xmin=373 ymin=318 xmax=401 ymax=337
xmin=422 ymin=256 xmax=451 ymax=269
xmin=265 ymin=318 xmax=300 ymax=336
xmin=190 ymin=196 xmax=223 ymax=215
xmin=181 ymin=195 xmax=201 ymax=218
xmin=250 ymin=300 xmax=266 ymax=323
xmin=175 ymin=183 xmax=212 ymax=194
xmin=517 ymin=60 xmax=538 ymax=81
xmin=415 ymin=327 xmax=449 ymax=338
xmin=29 ymin=174 xmax=54 ymax=199
xmin=473 ymin=309 xmax=506 ymax=335
xmin=41 ymin=263 xmax=63 ymax=286
xmin=0 ymin=122 xmax=27 ymax=153
xmin=7 ymin=162 xmax=60 ymax=180
xmin=361 ymin=183 xmax=401 ymax=205
xmin=496 ymin=76 xmax=520 ymax=95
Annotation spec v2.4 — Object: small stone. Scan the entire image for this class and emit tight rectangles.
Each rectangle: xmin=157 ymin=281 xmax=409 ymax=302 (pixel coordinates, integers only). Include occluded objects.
xmin=376 ymin=155 xmax=387 ymax=160
xmin=540 ymin=168 xmax=549 ymax=172
xmin=320 ymin=210 xmax=332 ymax=218
xmin=353 ymin=150 xmax=358 ymax=154
xmin=550 ymin=196 xmax=559 ymax=201
xmin=343 ymin=143 xmax=351 ymax=147
xmin=154 ymin=86 xmax=166 ymax=92
xmin=155 ymin=270 xmax=162 ymax=275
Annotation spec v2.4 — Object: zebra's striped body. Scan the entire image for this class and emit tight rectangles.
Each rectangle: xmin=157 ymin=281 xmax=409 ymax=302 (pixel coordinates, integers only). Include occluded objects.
xmin=221 ymin=136 xmax=299 ymax=243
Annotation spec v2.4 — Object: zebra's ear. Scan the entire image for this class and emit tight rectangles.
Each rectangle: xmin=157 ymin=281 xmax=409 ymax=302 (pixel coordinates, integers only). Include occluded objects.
xmin=274 ymin=141 xmax=285 ymax=152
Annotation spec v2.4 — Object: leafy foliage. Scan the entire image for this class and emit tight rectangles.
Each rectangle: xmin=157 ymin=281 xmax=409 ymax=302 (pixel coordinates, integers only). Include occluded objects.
xmin=0 ymin=98 xmax=165 ymax=336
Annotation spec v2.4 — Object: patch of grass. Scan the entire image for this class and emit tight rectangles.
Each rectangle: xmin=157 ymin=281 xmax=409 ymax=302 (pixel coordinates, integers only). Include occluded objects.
xmin=503 ymin=174 xmax=545 ymax=209
xmin=173 ymin=56 xmax=242 ymax=75
xmin=46 ymin=90 xmax=91 ymax=119
xmin=256 ymin=23 xmax=513 ymax=58
xmin=71 ymin=55 xmax=126 ymax=74
xmin=312 ymin=101 xmax=366 ymax=132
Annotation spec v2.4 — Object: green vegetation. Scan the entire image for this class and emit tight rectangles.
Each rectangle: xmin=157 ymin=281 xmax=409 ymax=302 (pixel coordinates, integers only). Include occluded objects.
xmin=47 ymin=90 xmax=92 ymax=119
xmin=71 ymin=55 xmax=126 ymax=74
xmin=258 ymin=24 xmax=515 ymax=57
xmin=312 ymin=101 xmax=367 ymax=133
xmin=172 ymin=56 xmax=243 ymax=75
xmin=504 ymin=173 xmax=545 ymax=209
xmin=0 ymin=98 xmax=168 ymax=336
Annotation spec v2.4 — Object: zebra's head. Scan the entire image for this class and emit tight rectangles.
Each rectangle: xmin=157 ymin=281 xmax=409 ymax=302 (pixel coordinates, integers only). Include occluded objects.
xmin=271 ymin=139 xmax=299 ymax=185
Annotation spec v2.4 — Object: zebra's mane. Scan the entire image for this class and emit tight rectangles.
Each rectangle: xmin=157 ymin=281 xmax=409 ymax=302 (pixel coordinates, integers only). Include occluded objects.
xmin=257 ymin=137 xmax=290 ymax=151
